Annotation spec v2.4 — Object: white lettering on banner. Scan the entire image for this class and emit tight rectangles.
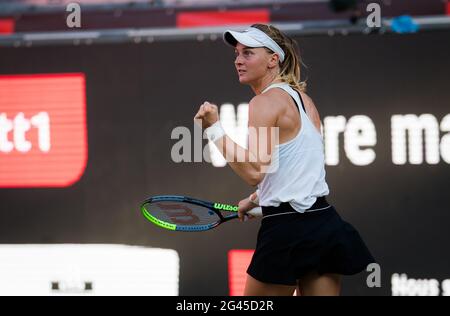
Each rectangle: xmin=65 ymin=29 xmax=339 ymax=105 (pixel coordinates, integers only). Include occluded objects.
xmin=31 ymin=112 xmax=51 ymax=152
xmin=442 ymin=279 xmax=450 ymax=296
xmin=13 ymin=113 xmax=32 ymax=152
xmin=0 ymin=112 xmax=51 ymax=153
xmin=0 ymin=113 xmax=14 ymax=153
xmin=439 ymin=114 xmax=450 ymax=163
xmin=324 ymin=115 xmax=377 ymax=166
xmin=323 ymin=115 xmax=346 ymax=166
xmin=170 ymin=103 xmax=450 ymax=167
xmin=391 ymin=114 xmax=443 ymax=165
xmin=391 ymin=273 xmax=440 ymax=296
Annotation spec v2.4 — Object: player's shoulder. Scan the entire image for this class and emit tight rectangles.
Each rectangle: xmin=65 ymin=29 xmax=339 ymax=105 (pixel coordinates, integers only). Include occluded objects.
xmin=249 ymin=93 xmax=271 ymax=107
xmin=248 ymin=92 xmax=281 ymax=125
xmin=249 ymin=89 xmax=284 ymax=112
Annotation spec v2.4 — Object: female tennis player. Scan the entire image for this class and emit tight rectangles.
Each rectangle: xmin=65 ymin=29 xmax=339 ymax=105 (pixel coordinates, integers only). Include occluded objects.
xmin=194 ymin=24 xmax=375 ymax=296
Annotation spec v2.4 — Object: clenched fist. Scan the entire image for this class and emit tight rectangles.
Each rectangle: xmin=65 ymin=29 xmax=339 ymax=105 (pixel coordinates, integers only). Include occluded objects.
xmin=194 ymin=101 xmax=219 ymax=129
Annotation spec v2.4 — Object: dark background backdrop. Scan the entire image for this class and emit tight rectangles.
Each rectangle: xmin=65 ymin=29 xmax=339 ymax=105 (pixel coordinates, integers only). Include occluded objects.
xmin=0 ymin=29 xmax=449 ymax=295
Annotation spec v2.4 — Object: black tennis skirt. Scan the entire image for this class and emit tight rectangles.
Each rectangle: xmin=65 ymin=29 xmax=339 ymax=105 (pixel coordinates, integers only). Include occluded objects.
xmin=247 ymin=197 xmax=376 ymax=286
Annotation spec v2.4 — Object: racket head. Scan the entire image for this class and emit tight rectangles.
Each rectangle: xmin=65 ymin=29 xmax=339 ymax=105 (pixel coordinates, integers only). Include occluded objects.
xmin=140 ymin=195 xmax=240 ymax=232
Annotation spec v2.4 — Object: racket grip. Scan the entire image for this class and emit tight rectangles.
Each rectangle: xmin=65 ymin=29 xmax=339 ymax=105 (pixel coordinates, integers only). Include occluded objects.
xmin=247 ymin=207 xmax=262 ymax=217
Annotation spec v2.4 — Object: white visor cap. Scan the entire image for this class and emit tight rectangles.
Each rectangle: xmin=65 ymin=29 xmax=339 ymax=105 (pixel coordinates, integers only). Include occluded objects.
xmin=223 ymin=27 xmax=285 ymax=63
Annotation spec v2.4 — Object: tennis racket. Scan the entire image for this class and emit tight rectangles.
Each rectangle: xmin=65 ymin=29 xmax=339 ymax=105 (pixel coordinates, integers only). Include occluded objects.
xmin=140 ymin=195 xmax=262 ymax=232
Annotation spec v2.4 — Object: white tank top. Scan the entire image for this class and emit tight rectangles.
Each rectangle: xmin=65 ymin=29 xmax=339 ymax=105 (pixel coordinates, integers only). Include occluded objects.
xmin=256 ymin=82 xmax=329 ymax=212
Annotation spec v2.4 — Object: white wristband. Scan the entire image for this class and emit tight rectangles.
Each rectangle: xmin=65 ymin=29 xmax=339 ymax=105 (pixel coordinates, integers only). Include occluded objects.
xmin=205 ymin=121 xmax=226 ymax=142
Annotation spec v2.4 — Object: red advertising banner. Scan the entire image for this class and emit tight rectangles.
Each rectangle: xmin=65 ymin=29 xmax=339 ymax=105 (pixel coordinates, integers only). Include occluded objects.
xmin=228 ymin=249 xmax=254 ymax=296
xmin=177 ymin=10 xmax=269 ymax=28
xmin=0 ymin=73 xmax=87 ymax=187
xmin=0 ymin=18 xmax=14 ymax=35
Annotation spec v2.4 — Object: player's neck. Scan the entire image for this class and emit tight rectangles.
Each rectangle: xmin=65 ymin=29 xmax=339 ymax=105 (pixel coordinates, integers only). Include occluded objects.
xmin=251 ymin=75 xmax=282 ymax=95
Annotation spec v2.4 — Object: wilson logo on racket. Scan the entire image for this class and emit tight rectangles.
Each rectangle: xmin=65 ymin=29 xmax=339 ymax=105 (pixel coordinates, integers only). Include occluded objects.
xmin=213 ymin=203 xmax=238 ymax=212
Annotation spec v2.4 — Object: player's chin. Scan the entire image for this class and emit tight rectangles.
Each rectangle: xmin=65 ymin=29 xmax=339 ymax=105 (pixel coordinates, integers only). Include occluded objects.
xmin=238 ymin=75 xmax=251 ymax=84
